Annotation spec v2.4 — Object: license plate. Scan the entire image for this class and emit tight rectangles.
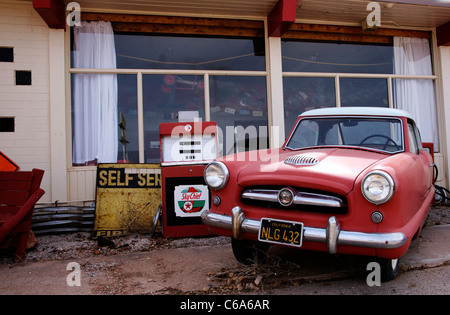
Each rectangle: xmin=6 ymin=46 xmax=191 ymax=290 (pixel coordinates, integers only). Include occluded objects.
xmin=258 ymin=218 xmax=303 ymax=247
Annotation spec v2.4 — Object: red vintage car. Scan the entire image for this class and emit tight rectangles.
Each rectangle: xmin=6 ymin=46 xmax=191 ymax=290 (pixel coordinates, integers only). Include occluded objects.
xmin=202 ymin=107 xmax=435 ymax=281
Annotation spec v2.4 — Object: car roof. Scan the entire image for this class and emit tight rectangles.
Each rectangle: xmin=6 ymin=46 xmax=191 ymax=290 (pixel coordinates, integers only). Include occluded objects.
xmin=300 ymin=107 xmax=414 ymax=121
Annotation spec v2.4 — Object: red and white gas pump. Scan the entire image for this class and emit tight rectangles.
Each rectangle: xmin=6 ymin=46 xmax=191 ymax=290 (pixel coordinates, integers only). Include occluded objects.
xmin=159 ymin=119 xmax=218 ymax=237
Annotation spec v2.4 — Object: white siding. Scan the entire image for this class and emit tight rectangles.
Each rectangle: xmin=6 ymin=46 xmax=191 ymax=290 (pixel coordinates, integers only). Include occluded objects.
xmin=0 ymin=0 xmax=51 ymax=202
xmin=68 ymin=168 xmax=97 ymax=202
xmin=439 ymin=46 xmax=450 ymax=188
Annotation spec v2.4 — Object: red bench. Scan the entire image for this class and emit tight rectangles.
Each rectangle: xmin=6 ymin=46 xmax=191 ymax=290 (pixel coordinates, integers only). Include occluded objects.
xmin=0 ymin=169 xmax=45 ymax=262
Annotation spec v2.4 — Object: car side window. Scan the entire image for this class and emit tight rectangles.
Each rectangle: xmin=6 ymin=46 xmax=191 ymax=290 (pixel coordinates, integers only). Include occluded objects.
xmin=414 ymin=125 xmax=424 ymax=150
xmin=407 ymin=123 xmax=418 ymax=154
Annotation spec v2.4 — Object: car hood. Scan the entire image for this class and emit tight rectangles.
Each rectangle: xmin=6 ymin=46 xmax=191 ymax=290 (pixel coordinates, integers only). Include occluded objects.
xmin=236 ymin=147 xmax=387 ymax=195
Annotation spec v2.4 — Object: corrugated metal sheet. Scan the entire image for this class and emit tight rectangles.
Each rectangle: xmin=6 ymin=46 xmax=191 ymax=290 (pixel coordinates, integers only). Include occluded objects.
xmin=32 ymin=206 xmax=95 ymax=235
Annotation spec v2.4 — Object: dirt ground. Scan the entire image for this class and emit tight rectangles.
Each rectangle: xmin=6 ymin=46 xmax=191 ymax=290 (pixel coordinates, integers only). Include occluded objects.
xmin=0 ymin=206 xmax=448 ymax=295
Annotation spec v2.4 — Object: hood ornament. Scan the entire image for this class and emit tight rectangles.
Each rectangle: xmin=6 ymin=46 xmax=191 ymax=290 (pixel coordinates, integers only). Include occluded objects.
xmin=284 ymin=154 xmax=319 ymax=166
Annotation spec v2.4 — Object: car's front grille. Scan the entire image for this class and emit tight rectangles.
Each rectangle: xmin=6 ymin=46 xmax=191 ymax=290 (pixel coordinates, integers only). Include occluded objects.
xmin=241 ymin=186 xmax=348 ymax=214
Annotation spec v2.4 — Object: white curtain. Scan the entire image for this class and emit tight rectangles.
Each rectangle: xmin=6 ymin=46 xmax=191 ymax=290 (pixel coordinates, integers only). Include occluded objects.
xmin=72 ymin=21 xmax=118 ymax=164
xmin=394 ymin=37 xmax=437 ymax=148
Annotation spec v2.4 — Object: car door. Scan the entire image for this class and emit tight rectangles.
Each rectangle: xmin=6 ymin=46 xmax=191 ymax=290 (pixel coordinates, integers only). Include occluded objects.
xmin=407 ymin=120 xmax=434 ymax=203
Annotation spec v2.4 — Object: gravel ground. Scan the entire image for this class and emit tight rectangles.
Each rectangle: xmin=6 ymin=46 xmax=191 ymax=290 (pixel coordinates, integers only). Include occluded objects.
xmin=0 ymin=233 xmax=230 ymax=264
xmin=424 ymin=205 xmax=450 ymax=227
xmin=1 ymin=205 xmax=448 ymax=264
xmin=0 ymin=205 xmax=448 ymax=295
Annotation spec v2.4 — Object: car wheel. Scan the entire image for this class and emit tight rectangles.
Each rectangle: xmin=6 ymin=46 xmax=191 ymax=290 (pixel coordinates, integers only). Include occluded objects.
xmin=231 ymin=239 xmax=269 ymax=265
xmin=378 ymin=258 xmax=399 ymax=282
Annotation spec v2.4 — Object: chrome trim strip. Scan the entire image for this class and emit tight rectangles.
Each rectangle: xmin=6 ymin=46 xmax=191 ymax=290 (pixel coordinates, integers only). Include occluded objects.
xmin=201 ymin=208 xmax=407 ymax=252
xmin=231 ymin=207 xmax=244 ymax=240
xmin=326 ymin=216 xmax=340 ymax=254
xmin=241 ymin=189 xmax=344 ymax=208
xmin=242 ymin=189 xmax=279 ymax=203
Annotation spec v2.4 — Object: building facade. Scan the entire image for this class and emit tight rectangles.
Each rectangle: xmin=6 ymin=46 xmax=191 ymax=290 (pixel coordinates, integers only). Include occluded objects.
xmin=1 ymin=0 xmax=449 ymax=204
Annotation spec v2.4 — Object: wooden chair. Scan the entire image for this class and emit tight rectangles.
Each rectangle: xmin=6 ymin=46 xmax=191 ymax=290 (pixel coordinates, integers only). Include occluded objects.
xmin=0 ymin=169 xmax=45 ymax=262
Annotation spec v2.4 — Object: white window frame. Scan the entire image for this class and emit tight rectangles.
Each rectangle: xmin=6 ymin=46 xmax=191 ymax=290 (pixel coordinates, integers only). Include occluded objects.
xmin=280 ymin=34 xmax=440 ymax=152
xmin=282 ymin=72 xmax=437 ymax=109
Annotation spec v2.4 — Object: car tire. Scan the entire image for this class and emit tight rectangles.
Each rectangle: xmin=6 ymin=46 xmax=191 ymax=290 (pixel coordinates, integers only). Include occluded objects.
xmin=231 ymin=239 xmax=269 ymax=265
xmin=378 ymin=258 xmax=399 ymax=282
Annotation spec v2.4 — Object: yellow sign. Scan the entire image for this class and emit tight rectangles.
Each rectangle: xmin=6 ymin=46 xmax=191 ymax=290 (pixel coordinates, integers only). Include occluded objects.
xmin=93 ymin=164 xmax=161 ymax=239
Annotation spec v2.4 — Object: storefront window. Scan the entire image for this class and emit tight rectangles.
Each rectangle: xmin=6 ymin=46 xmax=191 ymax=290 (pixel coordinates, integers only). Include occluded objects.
xmin=283 ymin=77 xmax=335 ymax=136
xmin=209 ymin=76 xmax=268 ymax=156
xmin=281 ymin=40 xmax=394 ymax=137
xmin=340 ymin=78 xmax=388 ymax=108
xmin=143 ymin=74 xmax=206 ymax=163
xmin=116 ymin=34 xmax=265 ymax=71
xmin=394 ymin=78 xmax=437 ymax=147
xmin=117 ymin=75 xmax=138 ymax=163
xmin=281 ymin=40 xmax=393 ymax=74
xmin=73 ymin=32 xmax=265 ymax=71
xmin=281 ymin=37 xmax=437 ymax=151
xmin=70 ymin=20 xmax=267 ymax=165
xmin=72 ymin=73 xmax=138 ymax=165
xmin=393 ymin=37 xmax=438 ymax=149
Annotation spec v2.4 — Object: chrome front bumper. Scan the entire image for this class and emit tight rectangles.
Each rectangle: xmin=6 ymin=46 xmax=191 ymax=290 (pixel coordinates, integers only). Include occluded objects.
xmin=201 ymin=207 xmax=407 ymax=254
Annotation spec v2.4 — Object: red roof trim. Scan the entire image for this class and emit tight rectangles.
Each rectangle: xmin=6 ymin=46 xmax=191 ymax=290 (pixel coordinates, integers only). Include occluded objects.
xmin=32 ymin=0 xmax=65 ymax=29
xmin=268 ymin=0 xmax=297 ymax=37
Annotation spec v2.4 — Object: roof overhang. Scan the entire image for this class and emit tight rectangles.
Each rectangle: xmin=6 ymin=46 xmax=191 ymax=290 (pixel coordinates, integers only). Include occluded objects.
xmin=377 ymin=0 xmax=450 ymax=8
xmin=437 ymin=21 xmax=450 ymax=46
xmin=32 ymin=0 xmax=450 ymax=45
xmin=267 ymin=0 xmax=297 ymax=37
xmin=33 ymin=0 xmax=66 ymax=29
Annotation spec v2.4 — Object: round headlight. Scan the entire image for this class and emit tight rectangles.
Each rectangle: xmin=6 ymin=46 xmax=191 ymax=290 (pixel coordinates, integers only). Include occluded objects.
xmin=361 ymin=170 xmax=395 ymax=204
xmin=204 ymin=161 xmax=229 ymax=190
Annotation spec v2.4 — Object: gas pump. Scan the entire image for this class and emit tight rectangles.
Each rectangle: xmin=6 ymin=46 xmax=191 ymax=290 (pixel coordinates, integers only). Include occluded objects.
xmin=159 ymin=117 xmax=218 ymax=237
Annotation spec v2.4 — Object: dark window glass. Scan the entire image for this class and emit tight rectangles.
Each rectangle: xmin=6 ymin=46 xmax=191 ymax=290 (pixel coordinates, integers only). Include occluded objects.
xmin=114 ymin=34 xmax=265 ymax=71
xmin=117 ymin=75 xmax=138 ymax=163
xmin=0 ymin=117 xmax=15 ymax=132
xmin=0 ymin=47 xmax=13 ymax=62
xmin=143 ymin=74 xmax=206 ymax=163
xmin=283 ymin=77 xmax=335 ymax=136
xmin=15 ymin=71 xmax=32 ymax=85
xmin=281 ymin=40 xmax=393 ymax=74
xmin=209 ymin=75 xmax=268 ymax=156
xmin=340 ymin=78 xmax=388 ymax=107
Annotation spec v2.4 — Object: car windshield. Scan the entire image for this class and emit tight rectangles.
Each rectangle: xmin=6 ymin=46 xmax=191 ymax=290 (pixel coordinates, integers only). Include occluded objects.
xmin=285 ymin=117 xmax=404 ymax=153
